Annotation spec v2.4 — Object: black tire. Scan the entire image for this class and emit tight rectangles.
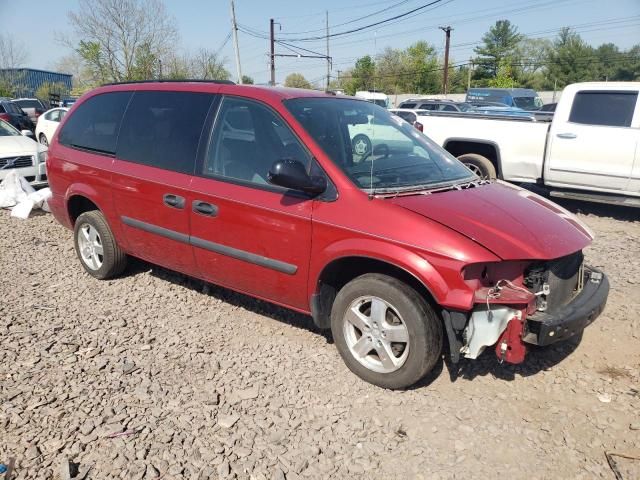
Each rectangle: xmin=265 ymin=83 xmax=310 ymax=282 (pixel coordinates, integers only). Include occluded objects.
xmin=73 ymin=210 xmax=127 ymax=279
xmin=457 ymin=153 xmax=497 ymax=179
xmin=39 ymin=133 xmax=48 ymax=146
xmin=331 ymin=273 xmax=443 ymax=389
xmin=352 ymin=134 xmax=372 ymax=157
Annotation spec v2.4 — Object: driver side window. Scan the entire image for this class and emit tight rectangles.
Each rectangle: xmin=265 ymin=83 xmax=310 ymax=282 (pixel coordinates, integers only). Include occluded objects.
xmin=204 ymin=97 xmax=311 ymax=186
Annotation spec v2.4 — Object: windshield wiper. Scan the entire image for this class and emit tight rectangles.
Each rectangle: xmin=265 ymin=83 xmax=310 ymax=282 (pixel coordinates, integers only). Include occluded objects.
xmin=371 ymin=177 xmax=484 ymax=197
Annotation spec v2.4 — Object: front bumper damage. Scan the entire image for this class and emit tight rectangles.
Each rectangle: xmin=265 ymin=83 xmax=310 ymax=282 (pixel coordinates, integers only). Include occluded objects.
xmin=444 ymin=266 xmax=609 ymax=364
xmin=523 ymin=266 xmax=609 ymax=346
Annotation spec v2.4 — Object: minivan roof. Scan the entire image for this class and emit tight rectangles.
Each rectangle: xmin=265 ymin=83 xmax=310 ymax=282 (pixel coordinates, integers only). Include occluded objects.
xmin=83 ymin=81 xmax=346 ymax=103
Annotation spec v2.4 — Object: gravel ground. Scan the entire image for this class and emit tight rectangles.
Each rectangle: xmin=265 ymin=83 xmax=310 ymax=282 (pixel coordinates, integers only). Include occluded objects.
xmin=1 ymin=202 xmax=639 ymax=480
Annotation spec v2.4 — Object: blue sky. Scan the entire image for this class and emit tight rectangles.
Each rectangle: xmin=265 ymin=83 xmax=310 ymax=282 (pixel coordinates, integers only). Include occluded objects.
xmin=2 ymin=0 xmax=639 ymax=85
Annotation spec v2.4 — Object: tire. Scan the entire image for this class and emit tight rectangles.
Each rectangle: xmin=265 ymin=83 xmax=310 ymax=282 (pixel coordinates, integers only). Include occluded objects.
xmin=331 ymin=273 xmax=443 ymax=389
xmin=39 ymin=133 xmax=48 ymax=146
xmin=352 ymin=134 xmax=372 ymax=156
xmin=457 ymin=153 xmax=497 ymax=180
xmin=73 ymin=210 xmax=127 ymax=279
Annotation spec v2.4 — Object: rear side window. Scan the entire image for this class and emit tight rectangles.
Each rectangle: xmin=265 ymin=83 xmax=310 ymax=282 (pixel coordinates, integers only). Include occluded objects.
xmin=441 ymin=104 xmax=457 ymax=111
xmin=59 ymin=92 xmax=132 ymax=154
xmin=116 ymin=91 xmax=214 ymax=174
xmin=569 ymin=91 xmax=638 ymax=127
xmin=400 ymin=102 xmax=416 ymax=109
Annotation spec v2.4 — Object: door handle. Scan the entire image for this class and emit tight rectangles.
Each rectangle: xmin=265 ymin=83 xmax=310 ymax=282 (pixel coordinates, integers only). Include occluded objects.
xmin=163 ymin=194 xmax=185 ymax=209
xmin=556 ymin=132 xmax=577 ymax=139
xmin=192 ymin=200 xmax=218 ymax=217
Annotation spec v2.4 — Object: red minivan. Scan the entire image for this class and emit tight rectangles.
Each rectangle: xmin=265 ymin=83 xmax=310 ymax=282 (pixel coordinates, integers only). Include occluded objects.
xmin=46 ymin=81 xmax=608 ymax=389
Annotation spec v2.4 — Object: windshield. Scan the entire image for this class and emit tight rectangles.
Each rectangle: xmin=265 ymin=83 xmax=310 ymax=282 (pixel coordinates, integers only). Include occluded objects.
xmin=0 ymin=120 xmax=20 ymax=136
xmin=284 ymin=98 xmax=475 ymax=193
xmin=513 ymin=96 xmax=543 ymax=110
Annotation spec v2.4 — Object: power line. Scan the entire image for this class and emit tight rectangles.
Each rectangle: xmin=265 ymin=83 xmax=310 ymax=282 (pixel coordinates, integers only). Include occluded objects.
xmin=281 ymin=0 xmax=447 ymax=42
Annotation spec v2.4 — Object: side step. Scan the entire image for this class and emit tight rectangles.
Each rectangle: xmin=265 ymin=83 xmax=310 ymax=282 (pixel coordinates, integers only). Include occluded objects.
xmin=549 ymin=190 xmax=640 ymax=208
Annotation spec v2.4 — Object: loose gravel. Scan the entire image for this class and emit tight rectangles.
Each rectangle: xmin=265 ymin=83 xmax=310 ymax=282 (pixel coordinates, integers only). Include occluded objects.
xmin=1 ymin=202 xmax=639 ymax=479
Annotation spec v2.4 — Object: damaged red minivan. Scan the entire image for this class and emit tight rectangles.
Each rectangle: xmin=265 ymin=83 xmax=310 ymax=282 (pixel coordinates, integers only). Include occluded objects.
xmin=46 ymin=81 xmax=609 ymax=389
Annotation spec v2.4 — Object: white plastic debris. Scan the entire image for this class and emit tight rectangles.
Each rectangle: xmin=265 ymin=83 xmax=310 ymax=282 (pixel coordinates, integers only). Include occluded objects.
xmin=0 ymin=171 xmax=51 ymax=219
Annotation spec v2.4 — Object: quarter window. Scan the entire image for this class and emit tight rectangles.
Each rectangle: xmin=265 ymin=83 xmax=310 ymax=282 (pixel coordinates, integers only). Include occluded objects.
xmin=569 ymin=91 xmax=638 ymax=127
xmin=204 ymin=97 xmax=311 ymax=186
xmin=58 ymin=92 xmax=132 ymax=154
xmin=116 ymin=91 xmax=214 ymax=174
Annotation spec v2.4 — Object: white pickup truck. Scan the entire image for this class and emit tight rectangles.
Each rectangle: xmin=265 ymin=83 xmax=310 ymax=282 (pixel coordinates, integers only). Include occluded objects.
xmin=419 ymin=82 xmax=640 ymax=207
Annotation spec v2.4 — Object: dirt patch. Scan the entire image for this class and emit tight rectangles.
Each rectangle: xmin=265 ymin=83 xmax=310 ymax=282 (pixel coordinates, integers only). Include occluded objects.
xmin=1 ymin=202 xmax=639 ymax=479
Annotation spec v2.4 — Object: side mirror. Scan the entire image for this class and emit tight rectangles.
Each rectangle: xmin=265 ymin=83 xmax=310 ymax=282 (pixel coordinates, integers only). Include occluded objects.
xmin=21 ymin=130 xmax=34 ymax=138
xmin=268 ymin=159 xmax=327 ymax=195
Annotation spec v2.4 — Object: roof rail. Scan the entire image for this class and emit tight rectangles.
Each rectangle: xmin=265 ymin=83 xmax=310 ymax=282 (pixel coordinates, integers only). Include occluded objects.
xmin=101 ymin=79 xmax=236 ymax=86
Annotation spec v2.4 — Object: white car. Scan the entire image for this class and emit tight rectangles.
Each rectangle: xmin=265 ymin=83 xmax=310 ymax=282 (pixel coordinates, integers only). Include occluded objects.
xmin=389 ymin=108 xmax=431 ymax=132
xmin=35 ymin=107 xmax=68 ymax=146
xmin=0 ymin=119 xmax=48 ymax=186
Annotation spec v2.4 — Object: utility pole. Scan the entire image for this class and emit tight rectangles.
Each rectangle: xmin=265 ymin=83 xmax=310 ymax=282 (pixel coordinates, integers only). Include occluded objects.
xmin=270 ymin=18 xmax=276 ymax=86
xmin=439 ymin=26 xmax=452 ymax=95
xmin=230 ymin=0 xmax=243 ymax=84
xmin=325 ymin=11 xmax=330 ymax=90
xmin=467 ymin=58 xmax=472 ymax=90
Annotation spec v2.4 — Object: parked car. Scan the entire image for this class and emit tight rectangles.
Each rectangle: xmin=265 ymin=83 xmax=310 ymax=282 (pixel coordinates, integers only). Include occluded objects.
xmin=0 ymin=99 xmax=34 ymax=131
xmin=398 ymin=99 xmax=472 ymax=112
xmin=540 ymin=102 xmax=557 ymax=112
xmin=466 ymin=88 xmax=544 ymax=110
xmin=417 ymin=82 xmax=640 ymax=207
xmin=35 ymin=107 xmax=69 ymax=146
xmin=355 ymin=91 xmax=390 ymax=108
xmin=13 ymin=98 xmax=47 ymax=124
xmin=389 ymin=108 xmax=430 ymax=131
xmin=0 ymin=119 xmax=48 ymax=186
xmin=46 ymin=82 xmax=608 ymax=389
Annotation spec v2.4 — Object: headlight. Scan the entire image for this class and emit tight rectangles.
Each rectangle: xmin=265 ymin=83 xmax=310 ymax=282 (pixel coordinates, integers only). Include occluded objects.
xmin=37 ymin=150 xmax=48 ymax=164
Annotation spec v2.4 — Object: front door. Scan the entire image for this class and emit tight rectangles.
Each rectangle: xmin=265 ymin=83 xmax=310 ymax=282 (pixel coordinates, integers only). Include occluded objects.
xmin=545 ymin=89 xmax=639 ymax=192
xmin=190 ymin=96 xmax=315 ymax=310
xmin=112 ymin=90 xmax=216 ymax=274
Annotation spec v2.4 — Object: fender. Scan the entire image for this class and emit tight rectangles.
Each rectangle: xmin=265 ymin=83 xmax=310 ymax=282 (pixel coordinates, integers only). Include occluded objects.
xmin=65 ymin=182 xmax=129 ymax=250
xmin=309 ymin=237 xmax=453 ymax=308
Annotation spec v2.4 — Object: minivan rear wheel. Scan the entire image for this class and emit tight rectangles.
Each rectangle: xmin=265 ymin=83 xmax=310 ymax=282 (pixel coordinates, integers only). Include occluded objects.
xmin=74 ymin=210 xmax=127 ymax=279
xmin=331 ymin=273 xmax=443 ymax=389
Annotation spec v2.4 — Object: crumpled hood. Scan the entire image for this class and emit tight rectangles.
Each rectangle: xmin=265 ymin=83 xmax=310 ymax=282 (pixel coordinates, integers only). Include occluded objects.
xmin=389 ymin=182 xmax=593 ymax=260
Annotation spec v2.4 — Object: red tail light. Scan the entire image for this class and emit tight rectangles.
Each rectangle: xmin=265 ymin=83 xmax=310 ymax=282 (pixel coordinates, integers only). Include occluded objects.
xmin=414 ymin=121 xmax=423 ymax=132
xmin=0 ymin=113 xmax=10 ymax=122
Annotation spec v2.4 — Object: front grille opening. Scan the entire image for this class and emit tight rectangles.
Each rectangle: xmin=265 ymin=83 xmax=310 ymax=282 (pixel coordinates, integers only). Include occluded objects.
xmin=524 ymin=251 xmax=584 ymax=313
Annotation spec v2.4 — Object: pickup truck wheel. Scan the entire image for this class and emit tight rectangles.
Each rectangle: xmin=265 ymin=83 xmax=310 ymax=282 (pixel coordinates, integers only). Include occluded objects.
xmin=74 ymin=210 xmax=127 ymax=279
xmin=458 ymin=153 xmax=496 ymax=180
xmin=331 ymin=273 xmax=443 ymax=389
xmin=352 ymin=134 xmax=372 ymax=157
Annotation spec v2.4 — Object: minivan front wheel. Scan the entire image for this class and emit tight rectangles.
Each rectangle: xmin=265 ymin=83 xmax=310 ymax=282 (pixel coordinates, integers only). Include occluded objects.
xmin=74 ymin=210 xmax=127 ymax=279
xmin=331 ymin=273 xmax=443 ymax=389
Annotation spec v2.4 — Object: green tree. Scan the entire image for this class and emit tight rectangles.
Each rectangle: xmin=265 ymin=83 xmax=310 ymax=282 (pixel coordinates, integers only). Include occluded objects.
xmin=374 ymin=47 xmax=405 ymax=94
xmin=474 ymin=20 xmax=522 ymax=78
xmin=345 ymin=55 xmax=376 ymax=94
xmin=488 ymin=60 xmax=517 ymax=88
xmin=35 ymin=82 xmax=69 ymax=103
xmin=67 ymin=0 xmax=178 ymax=83
xmin=613 ymin=44 xmax=640 ymax=81
xmin=284 ymin=73 xmax=312 ymax=89
xmin=595 ymin=43 xmax=621 ymax=81
xmin=403 ymin=41 xmax=440 ymax=93
xmin=241 ymin=75 xmax=254 ymax=84
xmin=545 ymin=28 xmax=595 ymax=88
